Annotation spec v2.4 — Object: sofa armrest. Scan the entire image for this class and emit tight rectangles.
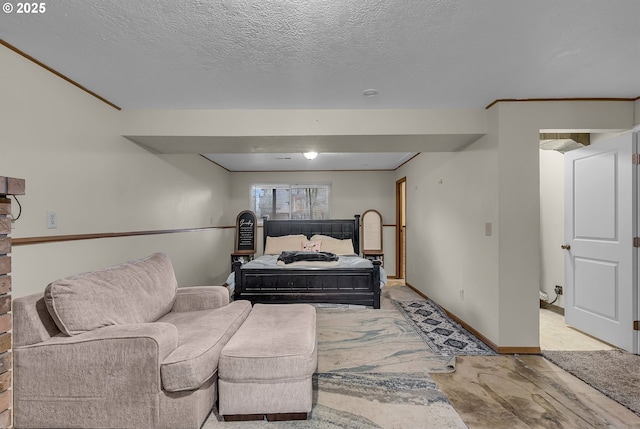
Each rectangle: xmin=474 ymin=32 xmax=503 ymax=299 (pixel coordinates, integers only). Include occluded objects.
xmin=15 ymin=322 xmax=179 ymax=399
xmin=172 ymin=286 xmax=230 ymax=312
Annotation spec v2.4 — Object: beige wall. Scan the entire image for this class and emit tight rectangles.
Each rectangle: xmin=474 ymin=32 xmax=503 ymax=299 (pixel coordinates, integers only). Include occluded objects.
xmin=122 ymin=108 xmax=487 ymax=140
xmin=398 ymin=100 xmax=636 ymax=348
xmin=396 ymin=135 xmax=500 ymax=341
xmin=494 ymin=101 xmax=634 ymax=348
xmin=1 ymin=47 xmax=234 ymax=297
xmin=228 ymin=170 xmax=397 ymax=276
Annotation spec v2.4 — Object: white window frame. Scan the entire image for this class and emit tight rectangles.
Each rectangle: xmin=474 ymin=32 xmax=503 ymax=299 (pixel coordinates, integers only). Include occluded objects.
xmin=250 ymin=183 xmax=331 ymax=221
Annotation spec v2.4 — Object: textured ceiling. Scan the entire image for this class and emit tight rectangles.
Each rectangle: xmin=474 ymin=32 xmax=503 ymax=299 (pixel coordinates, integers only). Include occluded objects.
xmin=1 ymin=0 xmax=639 ymax=170
xmin=1 ymin=0 xmax=638 ymax=110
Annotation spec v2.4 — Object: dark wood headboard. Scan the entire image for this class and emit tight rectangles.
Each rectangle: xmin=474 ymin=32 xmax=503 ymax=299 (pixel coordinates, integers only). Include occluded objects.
xmin=262 ymin=215 xmax=361 ymax=255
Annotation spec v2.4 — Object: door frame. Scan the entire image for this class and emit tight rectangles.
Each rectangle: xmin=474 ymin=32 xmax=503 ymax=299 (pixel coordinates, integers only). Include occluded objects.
xmin=396 ymin=177 xmax=406 ymax=279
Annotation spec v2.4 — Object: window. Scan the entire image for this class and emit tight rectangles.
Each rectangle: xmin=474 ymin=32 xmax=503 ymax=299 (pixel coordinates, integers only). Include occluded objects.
xmin=251 ymin=183 xmax=331 ymax=220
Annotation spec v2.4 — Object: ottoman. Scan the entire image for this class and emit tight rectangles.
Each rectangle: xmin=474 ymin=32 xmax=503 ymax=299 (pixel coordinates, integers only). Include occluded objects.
xmin=218 ymin=303 xmax=317 ymax=421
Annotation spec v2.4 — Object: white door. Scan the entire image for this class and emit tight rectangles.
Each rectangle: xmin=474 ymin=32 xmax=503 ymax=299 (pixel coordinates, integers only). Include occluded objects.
xmin=564 ymin=132 xmax=637 ymax=353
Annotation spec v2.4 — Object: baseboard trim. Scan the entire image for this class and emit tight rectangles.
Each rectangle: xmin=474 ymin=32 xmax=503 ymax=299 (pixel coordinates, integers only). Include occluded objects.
xmin=404 ymin=282 xmax=427 ymax=299
xmin=404 ymin=283 xmax=539 ymax=355
xmin=497 ymin=346 xmax=541 ymax=355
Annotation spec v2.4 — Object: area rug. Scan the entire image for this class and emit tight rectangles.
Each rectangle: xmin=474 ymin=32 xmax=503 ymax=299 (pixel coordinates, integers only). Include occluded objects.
xmin=542 ymin=349 xmax=640 ymax=416
xmin=394 ymin=299 xmax=497 ymax=356
xmin=203 ymin=306 xmax=466 ymax=428
xmin=316 ymin=308 xmax=456 ymax=374
xmin=203 ymin=372 xmax=467 ymax=428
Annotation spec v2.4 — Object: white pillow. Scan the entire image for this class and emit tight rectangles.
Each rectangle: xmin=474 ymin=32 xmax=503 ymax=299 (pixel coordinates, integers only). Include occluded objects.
xmin=264 ymin=234 xmax=307 ymax=254
xmin=310 ymin=235 xmax=355 ymax=255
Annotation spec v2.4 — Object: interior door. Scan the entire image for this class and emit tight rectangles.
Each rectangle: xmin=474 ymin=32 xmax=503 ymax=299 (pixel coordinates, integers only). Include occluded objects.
xmin=564 ymin=132 xmax=637 ymax=353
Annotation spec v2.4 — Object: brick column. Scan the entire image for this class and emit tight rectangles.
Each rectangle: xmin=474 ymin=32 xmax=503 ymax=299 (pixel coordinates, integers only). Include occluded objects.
xmin=0 ymin=176 xmax=25 ymax=428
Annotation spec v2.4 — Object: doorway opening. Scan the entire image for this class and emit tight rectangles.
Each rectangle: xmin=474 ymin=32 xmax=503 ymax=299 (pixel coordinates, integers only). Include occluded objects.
xmin=538 ymin=130 xmax=622 ymax=352
xmin=396 ymin=177 xmax=407 ymax=281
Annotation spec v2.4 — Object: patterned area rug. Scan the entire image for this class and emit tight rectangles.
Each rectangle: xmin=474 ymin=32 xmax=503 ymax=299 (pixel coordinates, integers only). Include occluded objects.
xmin=395 ymin=299 xmax=497 ymax=356
xmin=203 ymin=306 xmax=467 ymax=428
xmin=204 ymin=372 xmax=466 ymax=428
xmin=316 ymin=308 xmax=456 ymax=374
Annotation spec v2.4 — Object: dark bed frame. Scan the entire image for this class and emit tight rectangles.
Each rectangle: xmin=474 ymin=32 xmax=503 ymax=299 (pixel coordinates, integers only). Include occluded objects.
xmin=233 ymin=215 xmax=381 ymax=308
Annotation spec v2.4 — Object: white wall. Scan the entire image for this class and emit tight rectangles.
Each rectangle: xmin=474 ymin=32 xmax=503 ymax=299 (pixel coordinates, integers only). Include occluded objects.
xmin=539 ymin=149 xmax=565 ymax=307
xmin=493 ymin=101 xmax=634 ymax=348
xmin=1 ymin=46 xmax=234 ymax=297
xmin=396 ymin=136 xmax=500 ymax=341
xmin=228 ymin=170 xmax=398 ymax=276
xmin=398 ymin=101 xmax=636 ymax=349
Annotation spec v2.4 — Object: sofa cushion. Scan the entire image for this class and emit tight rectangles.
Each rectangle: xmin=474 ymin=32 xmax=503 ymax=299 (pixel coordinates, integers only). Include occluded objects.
xmin=159 ymin=299 xmax=252 ymax=392
xmin=44 ymin=253 xmax=178 ymax=336
xmin=14 ymin=293 xmax=61 ymax=347
xmin=219 ymin=303 xmax=317 ymax=382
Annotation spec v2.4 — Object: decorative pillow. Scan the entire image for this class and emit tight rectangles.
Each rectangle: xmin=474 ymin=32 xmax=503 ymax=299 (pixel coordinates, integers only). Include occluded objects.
xmin=264 ymin=234 xmax=308 ymax=255
xmin=301 ymin=240 xmax=322 ymax=252
xmin=44 ymin=253 xmax=178 ymax=336
xmin=310 ymin=235 xmax=355 ymax=255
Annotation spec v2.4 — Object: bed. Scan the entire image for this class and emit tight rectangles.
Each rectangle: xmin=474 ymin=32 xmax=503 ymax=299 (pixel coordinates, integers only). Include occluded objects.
xmin=232 ymin=215 xmax=383 ymax=308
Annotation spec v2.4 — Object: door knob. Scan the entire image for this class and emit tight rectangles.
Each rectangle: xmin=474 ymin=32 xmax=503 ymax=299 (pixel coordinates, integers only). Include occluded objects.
xmin=561 ymin=244 xmax=571 ymax=250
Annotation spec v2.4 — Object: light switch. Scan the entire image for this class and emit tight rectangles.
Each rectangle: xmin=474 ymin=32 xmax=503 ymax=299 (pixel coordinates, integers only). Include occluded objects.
xmin=485 ymin=222 xmax=492 ymax=236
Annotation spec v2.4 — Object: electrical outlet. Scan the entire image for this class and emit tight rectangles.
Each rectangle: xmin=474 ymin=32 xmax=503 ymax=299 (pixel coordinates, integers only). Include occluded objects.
xmin=46 ymin=211 xmax=58 ymax=229
xmin=555 ymin=285 xmax=563 ymax=295
xmin=459 ymin=289 xmax=464 ymax=301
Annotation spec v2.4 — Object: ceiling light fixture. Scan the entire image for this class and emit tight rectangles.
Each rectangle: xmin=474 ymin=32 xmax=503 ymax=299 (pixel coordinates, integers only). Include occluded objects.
xmin=303 ymin=152 xmax=318 ymax=160
xmin=362 ymin=89 xmax=378 ymax=97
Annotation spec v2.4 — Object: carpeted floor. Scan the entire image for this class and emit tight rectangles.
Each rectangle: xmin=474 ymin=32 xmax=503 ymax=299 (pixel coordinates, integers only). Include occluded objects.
xmin=542 ymin=349 xmax=640 ymax=416
xmin=203 ymin=290 xmax=468 ymax=428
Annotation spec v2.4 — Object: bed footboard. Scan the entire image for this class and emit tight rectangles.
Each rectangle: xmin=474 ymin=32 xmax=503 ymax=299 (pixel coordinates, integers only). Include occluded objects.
xmin=233 ymin=260 xmax=381 ymax=308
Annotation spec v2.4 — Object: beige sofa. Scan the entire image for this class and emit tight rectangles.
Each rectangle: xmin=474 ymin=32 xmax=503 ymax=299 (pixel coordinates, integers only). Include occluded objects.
xmin=13 ymin=252 xmax=252 ymax=429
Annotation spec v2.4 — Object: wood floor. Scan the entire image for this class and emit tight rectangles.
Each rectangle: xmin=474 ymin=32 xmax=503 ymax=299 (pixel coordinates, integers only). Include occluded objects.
xmin=432 ymin=354 xmax=640 ymax=428
xmin=386 ymin=285 xmax=640 ymax=428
